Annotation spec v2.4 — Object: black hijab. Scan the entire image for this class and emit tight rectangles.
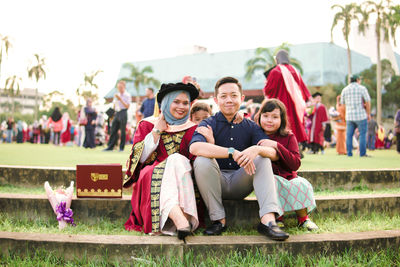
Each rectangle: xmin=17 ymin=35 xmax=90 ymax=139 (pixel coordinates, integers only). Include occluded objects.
xmin=51 ymin=107 xmax=62 ymax=122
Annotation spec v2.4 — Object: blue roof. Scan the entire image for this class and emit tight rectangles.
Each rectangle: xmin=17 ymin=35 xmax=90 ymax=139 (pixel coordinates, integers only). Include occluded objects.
xmin=105 ymin=42 xmax=374 ymax=98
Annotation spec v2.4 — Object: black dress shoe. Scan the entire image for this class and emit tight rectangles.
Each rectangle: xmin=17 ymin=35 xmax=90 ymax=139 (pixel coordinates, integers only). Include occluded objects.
xmin=203 ymin=221 xmax=226 ymax=235
xmin=257 ymin=222 xmax=289 ymax=241
xmin=177 ymin=226 xmax=191 ymax=240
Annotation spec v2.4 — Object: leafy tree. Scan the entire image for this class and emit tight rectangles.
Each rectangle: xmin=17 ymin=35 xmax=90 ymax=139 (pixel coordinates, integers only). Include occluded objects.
xmin=358 ymin=59 xmax=395 ymax=112
xmin=359 ymin=0 xmax=400 ymax=124
xmin=0 ymin=34 xmax=12 ymax=82
xmin=77 ymin=70 xmax=103 ymax=105
xmin=244 ymin=42 xmax=303 ymax=81
xmin=122 ymin=64 xmax=160 ymax=107
xmin=331 ymin=3 xmax=365 ymax=84
xmin=4 ymin=75 xmax=22 ymax=116
xmin=27 ymin=54 xmax=46 ymax=121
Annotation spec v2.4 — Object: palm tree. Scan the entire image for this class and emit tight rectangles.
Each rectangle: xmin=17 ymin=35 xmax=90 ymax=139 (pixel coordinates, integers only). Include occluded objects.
xmin=359 ymin=0 xmax=399 ymax=124
xmin=82 ymin=70 xmax=103 ymax=104
xmin=122 ymin=63 xmax=160 ymax=107
xmin=4 ymin=75 xmax=22 ymax=116
xmin=0 ymin=35 xmax=12 ymax=82
xmin=28 ymin=54 xmax=46 ymax=121
xmin=331 ymin=3 xmax=364 ymax=84
xmin=245 ymin=42 xmax=303 ymax=81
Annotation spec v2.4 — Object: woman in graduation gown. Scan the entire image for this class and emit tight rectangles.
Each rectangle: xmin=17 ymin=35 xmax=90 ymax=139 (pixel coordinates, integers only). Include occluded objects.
xmin=123 ymin=82 xmax=199 ymax=239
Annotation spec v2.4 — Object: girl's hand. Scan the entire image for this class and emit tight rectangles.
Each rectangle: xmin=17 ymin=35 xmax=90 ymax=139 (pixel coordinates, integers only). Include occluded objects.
xmin=258 ymin=139 xmax=278 ymax=149
xmin=196 ymin=125 xmax=215 ymax=144
xmin=233 ymin=111 xmax=244 ymax=124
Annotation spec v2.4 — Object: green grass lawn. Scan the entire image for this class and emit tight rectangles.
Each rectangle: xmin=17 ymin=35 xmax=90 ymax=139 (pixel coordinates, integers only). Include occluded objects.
xmin=1 ymin=143 xmax=399 ymax=170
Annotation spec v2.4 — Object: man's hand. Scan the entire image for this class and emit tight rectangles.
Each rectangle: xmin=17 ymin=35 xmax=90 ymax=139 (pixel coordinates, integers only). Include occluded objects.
xmin=196 ymin=125 xmax=215 ymax=144
xmin=114 ymin=93 xmax=121 ymax=100
xmin=233 ymin=146 xmax=259 ymax=175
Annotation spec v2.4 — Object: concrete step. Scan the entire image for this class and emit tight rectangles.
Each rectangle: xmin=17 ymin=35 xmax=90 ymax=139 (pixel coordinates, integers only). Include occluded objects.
xmin=1 ymin=193 xmax=399 ymax=225
xmin=1 ymin=230 xmax=399 ymax=261
xmin=1 ymin=165 xmax=399 ymax=191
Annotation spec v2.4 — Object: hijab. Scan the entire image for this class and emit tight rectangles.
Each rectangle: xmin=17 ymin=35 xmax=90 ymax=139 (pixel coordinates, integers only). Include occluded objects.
xmin=160 ymin=90 xmax=190 ymax=125
xmin=275 ymin=49 xmax=290 ymax=65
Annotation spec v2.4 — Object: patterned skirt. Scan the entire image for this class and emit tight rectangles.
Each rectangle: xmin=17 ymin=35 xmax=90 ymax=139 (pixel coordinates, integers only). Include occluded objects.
xmin=275 ymin=175 xmax=316 ymax=214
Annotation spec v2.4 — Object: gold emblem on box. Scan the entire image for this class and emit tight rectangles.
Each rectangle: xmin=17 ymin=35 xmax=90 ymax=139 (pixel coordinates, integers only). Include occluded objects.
xmin=77 ymin=188 xmax=121 ymax=197
xmin=90 ymin=173 xmax=109 ymax=182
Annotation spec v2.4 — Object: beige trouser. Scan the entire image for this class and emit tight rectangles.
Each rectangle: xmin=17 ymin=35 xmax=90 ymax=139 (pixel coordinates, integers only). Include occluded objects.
xmin=193 ymin=156 xmax=280 ymax=221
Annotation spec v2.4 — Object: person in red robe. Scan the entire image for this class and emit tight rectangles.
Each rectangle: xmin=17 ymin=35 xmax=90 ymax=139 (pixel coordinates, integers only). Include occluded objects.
xmin=123 ymin=82 xmax=200 ymax=240
xmin=307 ymin=92 xmax=329 ymax=154
xmin=60 ymin=112 xmax=72 ymax=145
xmin=263 ymin=49 xmax=311 ymax=144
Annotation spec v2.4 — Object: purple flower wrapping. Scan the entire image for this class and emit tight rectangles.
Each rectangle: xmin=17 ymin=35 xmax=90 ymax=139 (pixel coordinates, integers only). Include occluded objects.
xmin=56 ymin=201 xmax=76 ymax=226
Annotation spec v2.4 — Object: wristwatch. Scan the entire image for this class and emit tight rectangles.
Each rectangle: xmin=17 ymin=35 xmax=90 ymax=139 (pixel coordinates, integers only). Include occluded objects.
xmin=228 ymin=147 xmax=235 ymax=160
xmin=152 ymin=128 xmax=162 ymax=135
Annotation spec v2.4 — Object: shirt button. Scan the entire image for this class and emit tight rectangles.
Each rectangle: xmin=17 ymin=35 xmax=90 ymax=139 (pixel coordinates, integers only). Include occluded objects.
xmin=230 ymin=138 xmax=233 ymax=140
xmin=231 ymin=126 xmax=234 ymax=128
xmin=229 ymin=163 xmax=232 ymax=166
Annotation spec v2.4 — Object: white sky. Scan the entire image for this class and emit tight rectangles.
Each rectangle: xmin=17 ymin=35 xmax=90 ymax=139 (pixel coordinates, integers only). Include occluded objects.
xmin=1 ymin=0 xmax=400 ymax=103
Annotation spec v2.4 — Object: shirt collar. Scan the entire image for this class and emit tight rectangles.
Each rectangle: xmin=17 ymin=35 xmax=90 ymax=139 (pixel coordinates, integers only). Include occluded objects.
xmin=216 ymin=111 xmax=237 ymax=123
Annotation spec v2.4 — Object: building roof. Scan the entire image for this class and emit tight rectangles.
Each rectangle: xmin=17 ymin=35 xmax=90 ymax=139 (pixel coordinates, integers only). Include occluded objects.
xmin=105 ymin=42 xmax=376 ymax=99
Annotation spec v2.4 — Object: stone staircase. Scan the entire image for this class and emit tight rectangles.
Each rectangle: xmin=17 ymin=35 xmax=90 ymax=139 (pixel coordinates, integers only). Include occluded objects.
xmin=0 ymin=165 xmax=399 ymax=261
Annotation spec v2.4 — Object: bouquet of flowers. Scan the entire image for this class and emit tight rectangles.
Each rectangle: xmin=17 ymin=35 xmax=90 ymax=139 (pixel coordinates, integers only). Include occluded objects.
xmin=44 ymin=181 xmax=76 ymax=229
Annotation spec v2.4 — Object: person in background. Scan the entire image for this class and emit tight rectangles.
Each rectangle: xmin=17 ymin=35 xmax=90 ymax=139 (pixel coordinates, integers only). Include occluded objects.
xmin=83 ymin=99 xmax=97 ymax=149
xmin=139 ymin=87 xmax=156 ymax=118
xmin=395 ymin=109 xmax=400 ymax=154
xmin=263 ymin=49 xmax=311 ymax=146
xmin=367 ymin=113 xmax=378 ymax=150
xmin=307 ymin=92 xmax=329 ymax=154
xmin=335 ymin=95 xmax=346 ymax=155
xmin=47 ymin=107 xmax=63 ymax=145
xmin=16 ymin=120 xmax=24 ymax=143
xmin=5 ymin=117 xmax=14 ymax=143
xmin=182 ymin=76 xmax=207 ymax=99
xmin=340 ymin=75 xmax=371 ymax=157
xmin=190 ymin=102 xmax=212 ymax=125
xmin=104 ymin=80 xmax=131 ymax=151
xmin=61 ymin=112 xmax=72 ymax=146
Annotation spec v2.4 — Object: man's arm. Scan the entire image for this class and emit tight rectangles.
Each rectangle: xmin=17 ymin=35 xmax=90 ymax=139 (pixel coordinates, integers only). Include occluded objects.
xmin=365 ymin=101 xmax=371 ymax=121
xmin=189 ymin=142 xmax=231 ymax=158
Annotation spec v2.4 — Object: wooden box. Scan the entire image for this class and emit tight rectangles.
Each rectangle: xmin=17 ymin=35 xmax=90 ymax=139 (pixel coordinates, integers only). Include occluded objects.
xmin=76 ymin=164 xmax=122 ymax=198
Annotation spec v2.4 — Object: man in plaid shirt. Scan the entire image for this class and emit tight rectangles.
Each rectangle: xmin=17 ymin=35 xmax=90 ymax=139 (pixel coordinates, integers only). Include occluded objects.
xmin=340 ymin=75 xmax=371 ymax=157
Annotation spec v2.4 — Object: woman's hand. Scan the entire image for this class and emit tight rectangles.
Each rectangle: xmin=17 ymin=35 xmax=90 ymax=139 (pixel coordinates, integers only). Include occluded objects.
xmin=196 ymin=125 xmax=215 ymax=144
xmin=258 ymin=139 xmax=278 ymax=149
xmin=154 ymin=114 xmax=168 ymax=133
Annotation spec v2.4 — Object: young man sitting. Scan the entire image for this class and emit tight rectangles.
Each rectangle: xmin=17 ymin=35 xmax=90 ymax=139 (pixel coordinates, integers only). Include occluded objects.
xmin=189 ymin=76 xmax=289 ymax=241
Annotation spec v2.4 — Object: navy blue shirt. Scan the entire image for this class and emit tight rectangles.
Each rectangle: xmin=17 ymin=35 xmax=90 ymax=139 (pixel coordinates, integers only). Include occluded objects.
xmin=140 ymin=98 xmax=155 ymax=118
xmin=190 ymin=112 xmax=268 ymax=170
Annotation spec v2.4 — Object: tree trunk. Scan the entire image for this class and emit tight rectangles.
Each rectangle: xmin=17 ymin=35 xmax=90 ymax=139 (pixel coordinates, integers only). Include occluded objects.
xmin=35 ymin=88 xmax=38 ymax=121
xmin=376 ymin=33 xmax=382 ymax=125
xmin=346 ymin=40 xmax=352 ymax=84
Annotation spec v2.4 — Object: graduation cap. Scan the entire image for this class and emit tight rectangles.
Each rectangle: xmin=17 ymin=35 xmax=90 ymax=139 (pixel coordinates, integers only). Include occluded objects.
xmin=153 ymin=82 xmax=199 ymax=117
xmin=312 ymin=92 xmax=323 ymax=98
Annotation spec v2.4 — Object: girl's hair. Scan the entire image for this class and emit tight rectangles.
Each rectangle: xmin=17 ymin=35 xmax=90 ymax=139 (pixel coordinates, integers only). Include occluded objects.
xmin=255 ymin=98 xmax=289 ymax=136
xmin=190 ymin=102 xmax=212 ymax=118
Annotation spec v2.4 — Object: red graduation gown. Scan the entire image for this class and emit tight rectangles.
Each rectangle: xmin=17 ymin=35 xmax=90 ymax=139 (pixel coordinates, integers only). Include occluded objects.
xmin=263 ymin=64 xmax=311 ymax=143
xmin=308 ymin=103 xmax=329 ymax=146
xmin=123 ymin=118 xmax=197 ymax=234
